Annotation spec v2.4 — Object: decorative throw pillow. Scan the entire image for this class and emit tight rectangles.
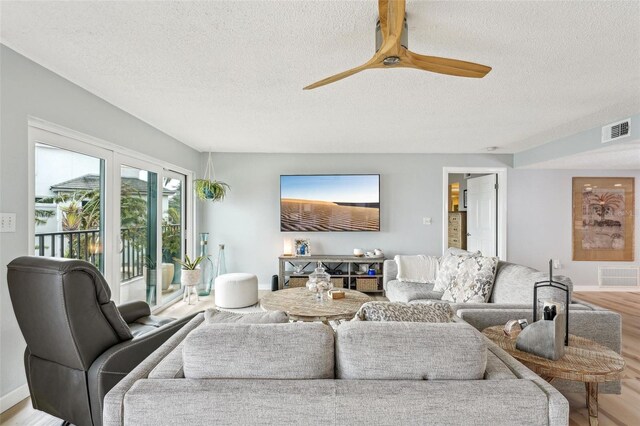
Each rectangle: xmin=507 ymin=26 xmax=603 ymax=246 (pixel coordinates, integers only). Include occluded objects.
xmin=204 ymin=308 xmax=289 ymax=324
xmin=433 ymin=249 xmax=481 ymax=292
xmin=439 ymin=255 xmax=499 ymax=303
xmin=354 ymin=301 xmax=453 ymax=322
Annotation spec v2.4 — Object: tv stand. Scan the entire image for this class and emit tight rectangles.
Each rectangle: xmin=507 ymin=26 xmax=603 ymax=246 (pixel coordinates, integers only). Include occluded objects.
xmin=277 ymin=255 xmax=386 ymax=293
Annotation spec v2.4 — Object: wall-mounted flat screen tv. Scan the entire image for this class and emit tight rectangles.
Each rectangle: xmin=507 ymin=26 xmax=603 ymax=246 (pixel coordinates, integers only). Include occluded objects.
xmin=280 ymin=174 xmax=380 ymax=232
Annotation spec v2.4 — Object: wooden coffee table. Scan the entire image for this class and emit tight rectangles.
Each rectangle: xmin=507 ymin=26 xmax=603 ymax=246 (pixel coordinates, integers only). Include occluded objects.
xmin=483 ymin=325 xmax=624 ymax=426
xmin=260 ymin=287 xmax=371 ymax=324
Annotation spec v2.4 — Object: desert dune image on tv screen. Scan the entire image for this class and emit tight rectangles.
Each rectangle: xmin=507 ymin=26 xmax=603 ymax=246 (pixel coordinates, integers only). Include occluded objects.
xmin=280 ymin=175 xmax=380 ymax=232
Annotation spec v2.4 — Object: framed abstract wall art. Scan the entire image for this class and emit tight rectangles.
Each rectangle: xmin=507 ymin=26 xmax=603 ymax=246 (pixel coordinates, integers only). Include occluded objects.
xmin=572 ymin=177 xmax=634 ymax=261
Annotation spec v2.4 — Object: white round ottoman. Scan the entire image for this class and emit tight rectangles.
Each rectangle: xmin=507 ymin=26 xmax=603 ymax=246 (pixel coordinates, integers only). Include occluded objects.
xmin=215 ymin=273 xmax=259 ymax=308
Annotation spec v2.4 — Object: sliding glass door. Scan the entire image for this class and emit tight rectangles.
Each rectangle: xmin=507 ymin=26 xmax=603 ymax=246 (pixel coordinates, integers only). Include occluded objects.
xmin=160 ymin=172 xmax=186 ymax=304
xmin=31 ymin=123 xmax=193 ymax=310
xmin=115 ymin=155 xmax=189 ymax=308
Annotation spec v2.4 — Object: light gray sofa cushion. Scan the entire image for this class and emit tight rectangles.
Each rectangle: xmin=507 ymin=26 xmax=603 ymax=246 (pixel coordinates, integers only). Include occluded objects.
xmin=204 ymin=308 xmax=289 ymax=324
xmin=183 ymin=322 xmax=335 ymax=379
xmin=353 ymin=301 xmax=453 ymax=322
xmin=491 ymin=261 xmax=573 ymax=304
xmin=385 ymin=280 xmax=443 ymax=302
xmin=335 ymin=322 xmax=487 ymax=380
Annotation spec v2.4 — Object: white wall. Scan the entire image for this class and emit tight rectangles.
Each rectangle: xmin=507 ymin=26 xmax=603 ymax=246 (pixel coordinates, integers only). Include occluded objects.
xmin=203 ymin=153 xmax=512 ymax=285
xmin=508 ymin=169 xmax=640 ymax=287
xmin=0 ymin=45 xmax=201 ymax=406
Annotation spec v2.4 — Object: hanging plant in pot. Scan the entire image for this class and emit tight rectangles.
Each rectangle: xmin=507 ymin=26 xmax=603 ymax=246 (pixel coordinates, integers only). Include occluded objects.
xmin=174 ymin=254 xmax=204 ymax=288
xmin=195 ymin=152 xmax=230 ymax=201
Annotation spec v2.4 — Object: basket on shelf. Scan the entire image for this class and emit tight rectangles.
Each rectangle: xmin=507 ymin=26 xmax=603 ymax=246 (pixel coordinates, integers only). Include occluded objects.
xmin=356 ymin=277 xmax=378 ymax=292
xmin=288 ymin=277 xmax=308 ymax=288
xmin=330 ymin=277 xmax=345 ymax=288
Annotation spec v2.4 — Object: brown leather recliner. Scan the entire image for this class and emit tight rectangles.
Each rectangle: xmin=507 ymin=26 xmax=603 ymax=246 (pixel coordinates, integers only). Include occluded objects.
xmin=7 ymin=256 xmax=199 ymax=426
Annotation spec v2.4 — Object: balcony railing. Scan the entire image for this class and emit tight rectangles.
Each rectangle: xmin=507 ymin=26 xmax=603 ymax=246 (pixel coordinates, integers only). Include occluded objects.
xmin=35 ymin=225 xmax=181 ymax=281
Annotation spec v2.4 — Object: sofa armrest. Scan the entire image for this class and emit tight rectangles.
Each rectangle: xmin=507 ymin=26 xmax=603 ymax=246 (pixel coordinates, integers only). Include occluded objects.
xmin=117 ymin=300 xmax=151 ymax=324
xmin=383 ymin=259 xmax=397 ymax=290
xmin=94 ymin=312 xmax=202 ymax=426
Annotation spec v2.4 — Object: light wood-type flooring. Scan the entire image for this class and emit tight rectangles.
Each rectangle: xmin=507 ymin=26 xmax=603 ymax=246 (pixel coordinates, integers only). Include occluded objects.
xmin=1 ymin=291 xmax=638 ymax=425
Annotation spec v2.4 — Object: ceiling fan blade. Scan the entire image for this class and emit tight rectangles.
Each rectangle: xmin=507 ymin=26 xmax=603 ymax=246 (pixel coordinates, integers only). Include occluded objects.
xmin=303 ymin=58 xmax=381 ymax=90
xmin=378 ymin=0 xmax=405 ymax=54
xmin=404 ymin=50 xmax=492 ymax=78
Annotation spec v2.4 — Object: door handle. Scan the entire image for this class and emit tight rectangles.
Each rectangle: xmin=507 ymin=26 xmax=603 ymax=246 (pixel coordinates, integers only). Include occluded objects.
xmin=467 ymin=233 xmax=471 ymax=236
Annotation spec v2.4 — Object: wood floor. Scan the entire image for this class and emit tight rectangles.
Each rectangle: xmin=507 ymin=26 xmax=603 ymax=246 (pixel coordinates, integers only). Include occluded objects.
xmin=1 ymin=291 xmax=638 ymax=425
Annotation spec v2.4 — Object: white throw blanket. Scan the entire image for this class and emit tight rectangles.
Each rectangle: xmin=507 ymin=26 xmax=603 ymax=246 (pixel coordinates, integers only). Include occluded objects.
xmin=395 ymin=255 xmax=440 ymax=283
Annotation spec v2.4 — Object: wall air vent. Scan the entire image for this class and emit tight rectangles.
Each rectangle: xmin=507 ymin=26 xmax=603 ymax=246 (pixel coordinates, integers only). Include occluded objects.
xmin=601 ymin=118 xmax=631 ymax=143
xmin=598 ymin=266 xmax=639 ymax=287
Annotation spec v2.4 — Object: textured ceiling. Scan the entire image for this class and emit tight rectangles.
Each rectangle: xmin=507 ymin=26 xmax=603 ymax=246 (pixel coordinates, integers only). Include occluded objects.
xmin=1 ymin=1 xmax=639 ymax=154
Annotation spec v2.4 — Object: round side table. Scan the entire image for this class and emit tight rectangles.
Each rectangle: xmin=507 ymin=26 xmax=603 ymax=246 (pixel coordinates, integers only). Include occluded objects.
xmin=482 ymin=325 xmax=624 ymax=426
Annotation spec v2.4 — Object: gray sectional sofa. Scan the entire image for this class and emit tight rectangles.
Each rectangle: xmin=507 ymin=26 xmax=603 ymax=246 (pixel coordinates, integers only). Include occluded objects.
xmin=383 ymin=257 xmax=622 ymax=394
xmin=104 ymin=313 xmax=569 ymax=425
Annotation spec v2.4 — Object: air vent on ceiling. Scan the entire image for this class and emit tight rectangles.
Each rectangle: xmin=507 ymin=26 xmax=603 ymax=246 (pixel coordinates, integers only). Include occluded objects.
xmin=601 ymin=118 xmax=631 ymax=144
xmin=598 ymin=266 xmax=639 ymax=287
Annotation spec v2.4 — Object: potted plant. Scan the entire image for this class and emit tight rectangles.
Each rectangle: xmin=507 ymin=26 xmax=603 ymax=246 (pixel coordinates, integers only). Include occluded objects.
xmin=174 ymin=254 xmax=204 ymax=288
xmin=195 ymin=152 xmax=230 ymax=201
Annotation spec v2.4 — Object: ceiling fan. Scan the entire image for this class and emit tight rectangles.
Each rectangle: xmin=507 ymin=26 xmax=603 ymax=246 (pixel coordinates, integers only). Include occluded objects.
xmin=303 ymin=0 xmax=491 ymax=90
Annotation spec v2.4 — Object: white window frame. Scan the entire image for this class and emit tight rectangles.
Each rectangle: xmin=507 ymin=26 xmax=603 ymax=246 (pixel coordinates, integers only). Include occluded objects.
xmin=28 ymin=117 xmax=195 ymax=309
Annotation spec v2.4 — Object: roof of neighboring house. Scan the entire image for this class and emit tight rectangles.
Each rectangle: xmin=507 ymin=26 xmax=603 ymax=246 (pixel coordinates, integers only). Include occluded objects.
xmin=50 ymin=174 xmax=177 ymax=195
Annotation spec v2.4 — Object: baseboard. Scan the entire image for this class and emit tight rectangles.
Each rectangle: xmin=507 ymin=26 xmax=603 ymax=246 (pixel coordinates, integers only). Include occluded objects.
xmin=573 ymin=285 xmax=640 ymax=292
xmin=0 ymin=383 xmax=29 ymax=413
xmin=258 ymin=283 xmax=271 ymax=290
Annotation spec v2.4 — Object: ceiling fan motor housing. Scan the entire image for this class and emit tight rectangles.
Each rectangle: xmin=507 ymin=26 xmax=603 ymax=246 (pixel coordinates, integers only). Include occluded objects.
xmin=375 ymin=17 xmax=408 ymax=52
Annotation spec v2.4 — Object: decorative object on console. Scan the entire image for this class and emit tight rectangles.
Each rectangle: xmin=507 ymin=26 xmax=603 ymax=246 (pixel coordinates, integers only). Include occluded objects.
xmin=438 ymin=254 xmax=499 ymax=303
xmin=283 ymin=238 xmax=294 ymax=256
xmin=194 ymin=152 xmax=230 ymax=202
xmin=353 ymin=248 xmax=364 ymax=257
xmin=294 ymin=238 xmax=310 ymax=256
xmin=572 ymin=177 xmax=634 ymax=261
xmin=280 ymin=175 xmax=380 ymax=232
xmin=533 ymin=260 xmax=570 ymax=346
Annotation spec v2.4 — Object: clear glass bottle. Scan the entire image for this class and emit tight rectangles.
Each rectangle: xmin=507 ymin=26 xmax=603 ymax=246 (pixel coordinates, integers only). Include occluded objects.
xmin=216 ymin=243 xmax=227 ymax=278
xmin=197 ymin=233 xmax=214 ymax=296
xmin=306 ymin=261 xmax=332 ymax=302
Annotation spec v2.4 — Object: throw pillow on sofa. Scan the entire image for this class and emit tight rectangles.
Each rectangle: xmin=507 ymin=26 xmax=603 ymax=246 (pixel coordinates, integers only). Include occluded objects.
xmin=353 ymin=301 xmax=453 ymax=322
xmin=204 ymin=308 xmax=289 ymax=324
xmin=433 ymin=248 xmax=481 ymax=292
xmin=438 ymin=255 xmax=499 ymax=303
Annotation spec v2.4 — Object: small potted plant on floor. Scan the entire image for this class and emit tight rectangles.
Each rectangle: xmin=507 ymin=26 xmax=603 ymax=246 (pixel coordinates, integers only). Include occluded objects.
xmin=174 ymin=254 xmax=204 ymax=288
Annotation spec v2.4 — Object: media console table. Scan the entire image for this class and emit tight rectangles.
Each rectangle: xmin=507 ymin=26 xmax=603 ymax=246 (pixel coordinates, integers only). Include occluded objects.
xmin=277 ymin=255 xmax=386 ymax=293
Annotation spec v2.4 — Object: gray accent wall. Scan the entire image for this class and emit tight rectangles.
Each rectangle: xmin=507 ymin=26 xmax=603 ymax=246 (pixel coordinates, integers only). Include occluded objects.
xmin=202 ymin=153 xmax=512 ymax=284
xmin=0 ymin=45 xmax=201 ymax=402
xmin=204 ymin=153 xmax=639 ymax=291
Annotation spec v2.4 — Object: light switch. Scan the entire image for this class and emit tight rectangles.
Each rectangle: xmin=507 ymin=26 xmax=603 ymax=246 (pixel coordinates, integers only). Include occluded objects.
xmin=553 ymin=259 xmax=561 ymax=269
xmin=423 ymin=217 xmax=432 ymax=225
xmin=1 ymin=213 xmax=16 ymax=232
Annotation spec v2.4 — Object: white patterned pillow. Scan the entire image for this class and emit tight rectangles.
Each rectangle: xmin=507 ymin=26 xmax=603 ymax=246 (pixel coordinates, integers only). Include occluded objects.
xmin=439 ymin=255 xmax=499 ymax=303
xmin=354 ymin=301 xmax=453 ymax=322
xmin=433 ymin=249 xmax=480 ymax=292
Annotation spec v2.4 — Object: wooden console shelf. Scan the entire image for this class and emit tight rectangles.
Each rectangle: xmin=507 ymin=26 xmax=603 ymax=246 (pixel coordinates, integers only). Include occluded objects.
xmin=278 ymin=255 xmax=386 ymax=293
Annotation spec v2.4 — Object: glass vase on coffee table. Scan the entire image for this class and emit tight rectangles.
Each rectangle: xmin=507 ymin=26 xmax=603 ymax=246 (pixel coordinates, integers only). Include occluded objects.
xmin=306 ymin=261 xmax=333 ymax=302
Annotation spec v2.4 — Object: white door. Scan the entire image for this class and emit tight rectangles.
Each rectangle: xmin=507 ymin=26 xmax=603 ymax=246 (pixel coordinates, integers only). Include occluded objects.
xmin=466 ymin=174 xmax=497 ymax=256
